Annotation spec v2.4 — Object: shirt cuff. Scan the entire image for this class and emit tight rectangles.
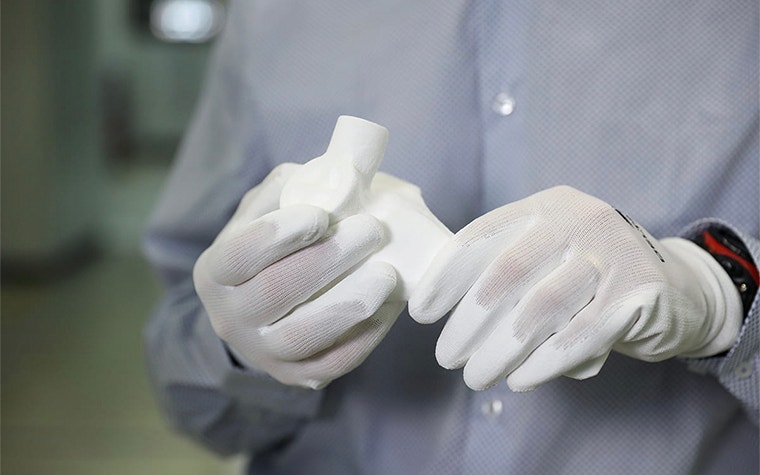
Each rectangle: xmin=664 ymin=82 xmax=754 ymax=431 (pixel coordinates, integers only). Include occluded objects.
xmin=677 ymin=219 xmax=759 ymax=422
xmin=197 ymin=309 xmax=325 ymax=419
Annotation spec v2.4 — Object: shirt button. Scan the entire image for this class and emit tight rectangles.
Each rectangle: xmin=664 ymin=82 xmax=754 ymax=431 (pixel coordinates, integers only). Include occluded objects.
xmin=734 ymin=360 xmax=754 ymax=379
xmin=492 ymin=92 xmax=516 ymax=116
xmin=481 ymin=398 xmax=503 ymax=417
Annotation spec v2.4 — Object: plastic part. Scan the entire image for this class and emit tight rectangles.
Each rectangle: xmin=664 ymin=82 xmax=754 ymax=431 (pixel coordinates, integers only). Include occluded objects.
xmin=280 ymin=116 xmax=452 ymax=300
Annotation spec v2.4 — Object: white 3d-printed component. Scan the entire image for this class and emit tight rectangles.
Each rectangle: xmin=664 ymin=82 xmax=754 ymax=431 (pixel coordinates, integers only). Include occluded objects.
xmin=280 ymin=116 xmax=453 ymax=300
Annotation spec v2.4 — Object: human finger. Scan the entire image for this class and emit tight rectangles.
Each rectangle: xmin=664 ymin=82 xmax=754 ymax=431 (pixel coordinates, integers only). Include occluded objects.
xmin=257 ymin=261 xmax=397 ymax=361
xmin=505 ymin=297 xmax=637 ymax=391
xmin=463 ymin=256 xmax=599 ymax=390
xmin=270 ymin=300 xmax=405 ymax=389
xmin=409 ymin=214 xmax=534 ymax=324
xmin=224 ymin=214 xmax=386 ymax=328
xmin=434 ymin=229 xmax=563 ymax=370
xmin=201 ymin=205 xmax=329 ymax=286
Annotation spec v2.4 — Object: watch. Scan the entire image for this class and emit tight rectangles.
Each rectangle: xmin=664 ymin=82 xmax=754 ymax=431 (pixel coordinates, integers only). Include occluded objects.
xmin=692 ymin=227 xmax=759 ymax=317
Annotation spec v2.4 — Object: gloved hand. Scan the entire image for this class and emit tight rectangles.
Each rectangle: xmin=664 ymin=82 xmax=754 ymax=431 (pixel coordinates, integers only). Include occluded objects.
xmin=193 ymin=164 xmax=404 ymax=389
xmin=409 ymin=186 xmax=743 ymax=392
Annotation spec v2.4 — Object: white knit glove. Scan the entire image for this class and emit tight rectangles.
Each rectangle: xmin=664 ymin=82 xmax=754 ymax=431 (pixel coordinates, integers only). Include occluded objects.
xmin=409 ymin=186 xmax=743 ymax=391
xmin=194 ymin=164 xmax=404 ymax=389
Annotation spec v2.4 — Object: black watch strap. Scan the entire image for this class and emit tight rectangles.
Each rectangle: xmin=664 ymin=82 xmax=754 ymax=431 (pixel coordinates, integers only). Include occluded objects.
xmin=692 ymin=227 xmax=758 ymax=317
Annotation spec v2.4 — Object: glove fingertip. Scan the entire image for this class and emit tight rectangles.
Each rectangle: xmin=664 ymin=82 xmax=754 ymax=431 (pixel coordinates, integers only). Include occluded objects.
xmin=504 ymin=361 xmax=546 ymax=393
xmin=505 ymin=368 xmax=543 ymax=392
xmin=562 ymin=354 xmax=607 ymax=380
xmin=305 ymin=379 xmax=329 ymax=390
xmin=408 ymin=242 xmax=465 ymax=323
xmin=408 ymin=284 xmax=455 ymax=324
xmin=339 ymin=213 xmax=387 ymax=248
xmin=288 ymin=204 xmax=330 ymax=243
xmin=506 ymin=381 xmax=537 ymax=393
xmin=407 ymin=298 xmax=440 ymax=324
xmin=463 ymin=365 xmax=498 ymax=392
xmin=366 ymin=261 xmax=398 ymax=290
xmin=435 ymin=341 xmax=466 ymax=370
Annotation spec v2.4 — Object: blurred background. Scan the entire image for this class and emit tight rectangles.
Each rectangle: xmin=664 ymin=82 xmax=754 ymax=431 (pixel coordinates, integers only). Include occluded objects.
xmin=2 ymin=0 xmax=237 ymax=473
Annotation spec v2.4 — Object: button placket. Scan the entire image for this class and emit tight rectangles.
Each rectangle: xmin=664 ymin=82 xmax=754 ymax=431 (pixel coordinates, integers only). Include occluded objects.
xmin=475 ymin=0 xmax=531 ymax=212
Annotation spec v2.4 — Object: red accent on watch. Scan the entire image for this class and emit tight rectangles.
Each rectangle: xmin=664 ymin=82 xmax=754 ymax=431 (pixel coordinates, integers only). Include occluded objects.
xmin=701 ymin=231 xmax=759 ymax=287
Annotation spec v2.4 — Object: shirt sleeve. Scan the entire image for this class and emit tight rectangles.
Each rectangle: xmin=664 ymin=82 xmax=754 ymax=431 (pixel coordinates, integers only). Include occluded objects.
xmin=680 ymin=220 xmax=759 ymax=426
xmin=141 ymin=3 xmax=324 ymax=456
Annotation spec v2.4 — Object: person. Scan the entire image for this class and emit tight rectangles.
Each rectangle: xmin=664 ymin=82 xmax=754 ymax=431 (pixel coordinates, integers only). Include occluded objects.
xmin=143 ymin=1 xmax=759 ymax=473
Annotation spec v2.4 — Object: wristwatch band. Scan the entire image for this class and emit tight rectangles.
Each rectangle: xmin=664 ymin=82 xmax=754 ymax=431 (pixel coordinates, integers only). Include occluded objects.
xmin=692 ymin=227 xmax=758 ymax=317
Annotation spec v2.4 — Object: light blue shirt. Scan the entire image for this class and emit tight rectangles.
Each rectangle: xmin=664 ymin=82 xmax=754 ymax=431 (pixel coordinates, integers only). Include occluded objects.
xmin=144 ymin=1 xmax=759 ymax=473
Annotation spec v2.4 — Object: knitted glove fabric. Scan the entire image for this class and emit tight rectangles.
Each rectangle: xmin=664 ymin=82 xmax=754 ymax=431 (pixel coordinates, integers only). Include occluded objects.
xmin=194 ymin=164 xmax=402 ymax=389
xmin=409 ymin=186 xmax=743 ymax=391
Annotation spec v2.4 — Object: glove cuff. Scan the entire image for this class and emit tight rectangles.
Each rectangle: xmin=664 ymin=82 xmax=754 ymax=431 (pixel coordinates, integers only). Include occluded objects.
xmin=661 ymin=238 xmax=743 ymax=358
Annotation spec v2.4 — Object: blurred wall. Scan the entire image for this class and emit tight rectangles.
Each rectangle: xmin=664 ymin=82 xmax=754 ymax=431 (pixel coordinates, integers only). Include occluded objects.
xmin=2 ymin=0 xmax=103 ymax=271
xmin=97 ymin=0 xmax=213 ymax=153
xmin=2 ymin=0 xmax=215 ymax=277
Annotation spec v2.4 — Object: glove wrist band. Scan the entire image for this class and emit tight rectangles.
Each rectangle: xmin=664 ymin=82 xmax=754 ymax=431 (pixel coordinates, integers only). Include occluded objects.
xmin=692 ymin=227 xmax=758 ymax=317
